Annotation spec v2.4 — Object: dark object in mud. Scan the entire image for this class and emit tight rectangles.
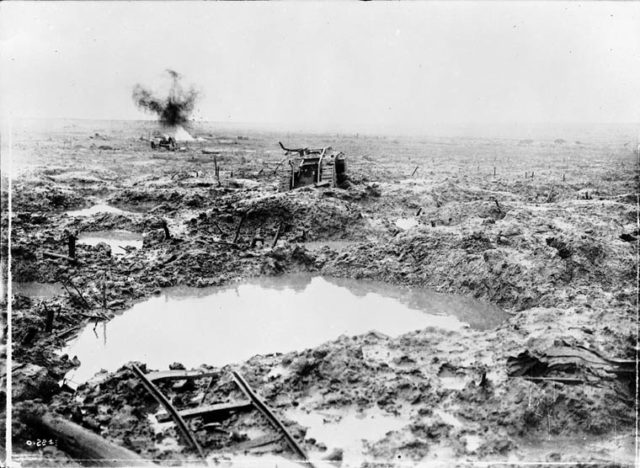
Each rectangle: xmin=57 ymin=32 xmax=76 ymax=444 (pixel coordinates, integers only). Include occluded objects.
xmin=492 ymin=197 xmax=505 ymax=217
xmin=231 ymin=370 xmax=315 ymax=467
xmin=233 ymin=214 xmax=247 ymax=244
xmin=20 ymin=326 xmax=39 ymax=346
xmin=160 ymin=219 xmax=171 ymax=240
xmin=43 ymin=303 xmax=55 ymax=333
xmin=278 ymin=142 xmax=347 ymax=191
xmin=21 ymin=409 xmax=155 ymax=467
xmin=545 ymin=237 xmax=572 ymax=259
xmin=130 ymin=364 xmax=205 ymax=460
xmin=60 ymin=279 xmax=93 ymax=310
xmin=251 ymin=228 xmax=265 ymax=248
xmin=271 ymin=220 xmax=284 ymax=248
xmin=507 ymin=342 xmax=634 ymax=391
xmin=68 ymin=232 xmax=77 ymax=259
xmin=619 ymin=233 xmax=636 ymax=242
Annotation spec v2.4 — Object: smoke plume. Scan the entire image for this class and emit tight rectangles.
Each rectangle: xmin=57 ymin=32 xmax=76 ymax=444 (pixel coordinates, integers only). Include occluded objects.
xmin=132 ymin=70 xmax=199 ymax=127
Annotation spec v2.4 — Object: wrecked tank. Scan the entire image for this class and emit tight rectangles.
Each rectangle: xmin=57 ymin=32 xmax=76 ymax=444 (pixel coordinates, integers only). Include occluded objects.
xmin=278 ymin=142 xmax=347 ymax=191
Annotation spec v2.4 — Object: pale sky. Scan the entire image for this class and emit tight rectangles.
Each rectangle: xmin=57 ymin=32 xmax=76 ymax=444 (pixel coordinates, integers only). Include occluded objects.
xmin=1 ymin=2 xmax=639 ymax=132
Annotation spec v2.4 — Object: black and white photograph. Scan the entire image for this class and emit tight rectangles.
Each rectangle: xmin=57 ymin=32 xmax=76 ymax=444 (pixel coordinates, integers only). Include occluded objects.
xmin=0 ymin=2 xmax=638 ymax=467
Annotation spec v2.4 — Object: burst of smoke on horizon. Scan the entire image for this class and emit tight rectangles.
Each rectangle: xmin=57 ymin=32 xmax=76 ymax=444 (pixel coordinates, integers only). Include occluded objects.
xmin=132 ymin=70 xmax=199 ymax=127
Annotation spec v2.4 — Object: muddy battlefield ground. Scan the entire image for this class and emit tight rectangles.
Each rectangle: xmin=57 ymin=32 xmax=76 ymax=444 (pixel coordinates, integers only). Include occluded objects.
xmin=3 ymin=119 xmax=638 ymax=467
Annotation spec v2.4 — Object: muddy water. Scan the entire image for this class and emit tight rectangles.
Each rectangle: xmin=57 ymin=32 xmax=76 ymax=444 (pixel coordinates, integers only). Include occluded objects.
xmin=395 ymin=217 xmax=419 ymax=230
xmin=286 ymin=407 xmax=407 ymax=466
xmin=66 ymin=204 xmax=127 ymax=217
xmin=62 ymin=275 xmax=508 ymax=384
xmin=77 ymin=230 xmax=143 ymax=253
xmin=12 ymin=282 xmax=64 ymax=298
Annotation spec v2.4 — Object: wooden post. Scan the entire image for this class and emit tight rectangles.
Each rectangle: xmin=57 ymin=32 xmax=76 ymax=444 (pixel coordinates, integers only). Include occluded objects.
xmin=68 ymin=232 xmax=77 ymax=259
xmin=493 ymin=166 xmax=496 ymax=177
xmin=161 ymin=219 xmax=170 ymax=240
xmin=44 ymin=304 xmax=54 ymax=333
xmin=493 ymin=198 xmax=503 ymax=214
xmin=214 ymin=154 xmax=220 ymax=186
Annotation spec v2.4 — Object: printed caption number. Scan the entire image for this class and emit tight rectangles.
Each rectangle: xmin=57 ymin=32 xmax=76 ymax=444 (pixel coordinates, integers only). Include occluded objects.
xmin=26 ymin=439 xmax=57 ymax=447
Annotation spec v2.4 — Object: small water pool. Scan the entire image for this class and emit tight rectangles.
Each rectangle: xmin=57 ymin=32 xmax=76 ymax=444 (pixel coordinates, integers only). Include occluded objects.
xmin=67 ymin=204 xmax=127 ymax=217
xmin=286 ymin=407 xmax=407 ymax=465
xmin=12 ymin=282 xmax=64 ymax=298
xmin=62 ymin=275 xmax=508 ymax=384
xmin=395 ymin=218 xmax=419 ymax=230
xmin=78 ymin=230 xmax=143 ymax=253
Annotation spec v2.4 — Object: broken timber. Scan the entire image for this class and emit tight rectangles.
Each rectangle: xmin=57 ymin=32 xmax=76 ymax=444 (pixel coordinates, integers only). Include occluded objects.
xmin=232 ymin=214 xmax=247 ymax=244
xmin=22 ymin=410 xmax=155 ymax=467
xmin=156 ymin=401 xmax=252 ymax=423
xmin=43 ymin=251 xmax=77 ymax=264
xmin=131 ymin=365 xmax=206 ymax=462
xmin=231 ymin=370 xmax=314 ymax=467
xmin=146 ymin=369 xmax=219 ymax=382
xmin=271 ymin=220 xmax=284 ymax=248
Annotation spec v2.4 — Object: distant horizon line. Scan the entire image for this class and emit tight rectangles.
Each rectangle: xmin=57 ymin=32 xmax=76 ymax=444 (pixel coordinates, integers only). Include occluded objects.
xmin=10 ymin=117 xmax=639 ymax=126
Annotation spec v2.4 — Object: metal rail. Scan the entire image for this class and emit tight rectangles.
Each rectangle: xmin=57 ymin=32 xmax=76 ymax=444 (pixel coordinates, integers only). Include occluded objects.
xmin=231 ymin=370 xmax=314 ymax=467
xmin=131 ymin=365 xmax=206 ymax=463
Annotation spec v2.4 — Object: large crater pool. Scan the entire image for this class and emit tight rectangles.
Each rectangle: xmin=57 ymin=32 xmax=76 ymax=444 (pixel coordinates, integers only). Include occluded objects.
xmin=62 ymin=275 xmax=509 ymax=384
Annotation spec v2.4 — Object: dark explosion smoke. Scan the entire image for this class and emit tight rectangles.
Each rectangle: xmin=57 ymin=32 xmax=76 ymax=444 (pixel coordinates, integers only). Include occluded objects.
xmin=132 ymin=69 xmax=199 ymax=127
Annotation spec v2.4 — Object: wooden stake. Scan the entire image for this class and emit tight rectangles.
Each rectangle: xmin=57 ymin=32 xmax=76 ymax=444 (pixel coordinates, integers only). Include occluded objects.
xmin=214 ymin=154 xmax=220 ymax=186
xmin=271 ymin=220 xmax=284 ymax=248
xmin=44 ymin=304 xmax=54 ymax=333
xmin=68 ymin=232 xmax=77 ymax=259
xmin=233 ymin=214 xmax=246 ymax=244
xmin=161 ymin=219 xmax=171 ymax=240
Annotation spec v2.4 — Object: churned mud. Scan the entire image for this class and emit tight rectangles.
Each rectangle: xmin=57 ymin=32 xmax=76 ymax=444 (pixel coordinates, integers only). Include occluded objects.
xmin=6 ymin=120 xmax=638 ymax=467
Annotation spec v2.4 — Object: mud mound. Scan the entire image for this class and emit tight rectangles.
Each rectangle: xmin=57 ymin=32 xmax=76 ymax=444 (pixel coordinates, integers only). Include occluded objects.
xmin=236 ymin=190 xmax=367 ymax=241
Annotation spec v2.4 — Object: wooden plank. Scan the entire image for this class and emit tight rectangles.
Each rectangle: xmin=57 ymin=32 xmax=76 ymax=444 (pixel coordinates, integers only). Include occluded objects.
xmin=22 ymin=410 xmax=156 ymax=467
xmin=43 ymin=251 xmax=77 ymax=263
xmin=156 ymin=401 xmax=253 ymax=423
xmin=146 ymin=369 xmax=219 ymax=382
xmin=232 ymin=433 xmax=283 ymax=452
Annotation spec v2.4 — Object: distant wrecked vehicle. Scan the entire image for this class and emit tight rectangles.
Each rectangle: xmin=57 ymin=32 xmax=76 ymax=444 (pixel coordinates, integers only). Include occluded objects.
xmin=278 ymin=142 xmax=347 ymax=191
xmin=150 ymin=133 xmax=177 ymax=151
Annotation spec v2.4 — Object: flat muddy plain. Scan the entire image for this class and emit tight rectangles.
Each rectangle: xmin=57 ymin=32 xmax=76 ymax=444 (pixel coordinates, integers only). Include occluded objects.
xmin=3 ymin=119 xmax=638 ymax=467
